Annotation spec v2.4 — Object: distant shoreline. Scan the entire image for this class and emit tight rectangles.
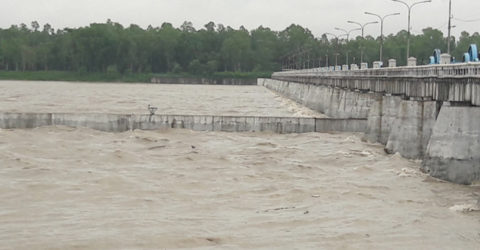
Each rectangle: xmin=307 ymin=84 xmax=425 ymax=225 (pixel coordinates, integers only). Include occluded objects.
xmin=0 ymin=71 xmax=271 ymax=83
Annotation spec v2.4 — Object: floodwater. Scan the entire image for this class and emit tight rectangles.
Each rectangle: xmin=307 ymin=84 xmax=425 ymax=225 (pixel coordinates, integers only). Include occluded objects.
xmin=0 ymin=127 xmax=479 ymax=249
xmin=0 ymin=80 xmax=324 ymax=117
xmin=0 ymin=81 xmax=479 ymax=249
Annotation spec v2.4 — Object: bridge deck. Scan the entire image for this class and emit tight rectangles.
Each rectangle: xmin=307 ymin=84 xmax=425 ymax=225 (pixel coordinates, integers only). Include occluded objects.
xmin=273 ymin=63 xmax=480 ymax=106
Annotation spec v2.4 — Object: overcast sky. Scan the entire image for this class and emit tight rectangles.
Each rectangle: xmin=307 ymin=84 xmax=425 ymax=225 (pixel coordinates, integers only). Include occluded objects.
xmin=1 ymin=0 xmax=479 ymax=38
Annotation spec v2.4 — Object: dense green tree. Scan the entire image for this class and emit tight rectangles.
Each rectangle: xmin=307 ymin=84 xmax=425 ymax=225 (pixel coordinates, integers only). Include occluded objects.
xmin=0 ymin=20 xmax=479 ymax=75
xmin=251 ymin=26 xmax=280 ymax=71
xmin=221 ymin=28 xmax=252 ymax=71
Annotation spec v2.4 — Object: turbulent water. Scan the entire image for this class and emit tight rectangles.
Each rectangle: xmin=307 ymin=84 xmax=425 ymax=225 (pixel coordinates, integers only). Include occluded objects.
xmin=0 ymin=81 xmax=324 ymax=117
xmin=0 ymin=81 xmax=479 ymax=249
xmin=1 ymin=127 xmax=479 ymax=249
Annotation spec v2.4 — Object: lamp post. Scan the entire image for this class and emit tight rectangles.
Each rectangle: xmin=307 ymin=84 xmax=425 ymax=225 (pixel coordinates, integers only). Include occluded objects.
xmin=325 ymin=33 xmax=339 ymax=40
xmin=392 ymin=0 xmax=432 ymax=62
xmin=365 ymin=11 xmax=400 ymax=63
xmin=347 ymin=21 xmax=379 ymax=38
xmin=347 ymin=21 xmax=378 ymax=63
xmin=334 ymin=28 xmax=360 ymax=65
xmin=447 ymin=0 xmax=452 ymax=54
xmin=334 ymin=27 xmax=361 ymax=42
xmin=325 ymin=33 xmax=342 ymax=66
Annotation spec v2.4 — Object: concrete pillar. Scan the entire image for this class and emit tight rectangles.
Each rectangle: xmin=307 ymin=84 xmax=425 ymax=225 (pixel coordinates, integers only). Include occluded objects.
xmin=360 ymin=63 xmax=368 ymax=70
xmin=365 ymin=95 xmax=404 ymax=145
xmin=440 ymin=54 xmax=451 ymax=64
xmin=388 ymin=59 xmax=397 ymax=68
xmin=385 ymin=100 xmax=441 ymax=159
xmin=422 ymin=104 xmax=480 ymax=184
xmin=407 ymin=57 xmax=417 ymax=67
xmin=373 ymin=61 xmax=382 ymax=69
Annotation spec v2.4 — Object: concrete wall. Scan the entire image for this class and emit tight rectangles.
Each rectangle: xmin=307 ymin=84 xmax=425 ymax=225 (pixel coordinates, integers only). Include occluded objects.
xmin=258 ymin=78 xmax=375 ymax=119
xmin=260 ymin=78 xmax=440 ymax=158
xmin=0 ymin=113 xmax=53 ymax=129
xmin=133 ymin=115 xmax=318 ymax=134
xmin=0 ymin=112 xmax=367 ymax=134
xmin=52 ymin=113 xmax=132 ymax=132
xmin=315 ymin=118 xmax=367 ymax=133
xmin=151 ymin=77 xmax=257 ymax=85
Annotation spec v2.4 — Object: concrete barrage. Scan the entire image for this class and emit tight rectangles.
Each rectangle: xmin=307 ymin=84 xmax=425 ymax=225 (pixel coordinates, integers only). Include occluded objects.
xmin=0 ymin=112 xmax=367 ymax=134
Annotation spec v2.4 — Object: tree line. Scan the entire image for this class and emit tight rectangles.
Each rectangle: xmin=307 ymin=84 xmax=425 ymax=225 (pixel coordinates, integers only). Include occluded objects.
xmin=0 ymin=20 xmax=479 ymax=75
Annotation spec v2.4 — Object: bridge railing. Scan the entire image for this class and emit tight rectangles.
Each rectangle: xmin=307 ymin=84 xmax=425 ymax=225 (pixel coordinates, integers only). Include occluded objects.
xmin=273 ymin=63 xmax=480 ymax=78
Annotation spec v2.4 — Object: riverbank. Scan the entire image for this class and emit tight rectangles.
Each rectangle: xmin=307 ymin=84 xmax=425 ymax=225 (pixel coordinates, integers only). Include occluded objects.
xmin=0 ymin=71 xmax=271 ymax=83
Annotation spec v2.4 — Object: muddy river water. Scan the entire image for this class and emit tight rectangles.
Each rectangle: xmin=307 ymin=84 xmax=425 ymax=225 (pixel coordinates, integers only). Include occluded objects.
xmin=0 ymin=80 xmax=324 ymax=117
xmin=0 ymin=81 xmax=479 ymax=249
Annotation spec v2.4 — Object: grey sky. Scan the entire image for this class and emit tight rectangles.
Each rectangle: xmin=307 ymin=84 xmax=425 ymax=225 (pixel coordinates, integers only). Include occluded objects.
xmin=1 ymin=0 xmax=479 ymax=38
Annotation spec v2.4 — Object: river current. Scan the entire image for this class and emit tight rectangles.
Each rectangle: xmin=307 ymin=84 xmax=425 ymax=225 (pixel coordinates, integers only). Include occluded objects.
xmin=0 ymin=81 xmax=478 ymax=249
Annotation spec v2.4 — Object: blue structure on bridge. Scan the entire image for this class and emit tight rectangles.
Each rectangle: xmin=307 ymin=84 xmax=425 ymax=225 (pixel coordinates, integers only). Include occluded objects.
xmin=429 ymin=49 xmax=442 ymax=64
xmin=463 ymin=44 xmax=479 ymax=63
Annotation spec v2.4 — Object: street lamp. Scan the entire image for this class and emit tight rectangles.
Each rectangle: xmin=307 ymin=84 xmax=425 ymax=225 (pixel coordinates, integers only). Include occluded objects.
xmin=347 ymin=21 xmax=378 ymax=63
xmin=392 ymin=0 xmax=432 ymax=62
xmin=334 ymin=28 xmax=361 ymax=65
xmin=334 ymin=53 xmax=340 ymax=67
xmin=334 ymin=27 xmax=361 ymax=42
xmin=347 ymin=21 xmax=378 ymax=38
xmin=325 ymin=33 xmax=342 ymax=66
xmin=365 ymin=11 xmax=400 ymax=63
xmin=325 ymin=32 xmax=340 ymax=40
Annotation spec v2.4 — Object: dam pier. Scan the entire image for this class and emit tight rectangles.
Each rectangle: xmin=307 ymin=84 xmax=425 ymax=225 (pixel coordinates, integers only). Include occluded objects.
xmin=262 ymin=63 xmax=480 ymax=185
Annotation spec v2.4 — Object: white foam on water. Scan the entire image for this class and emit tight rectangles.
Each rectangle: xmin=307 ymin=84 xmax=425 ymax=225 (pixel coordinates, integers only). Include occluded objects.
xmin=449 ymin=203 xmax=480 ymax=213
